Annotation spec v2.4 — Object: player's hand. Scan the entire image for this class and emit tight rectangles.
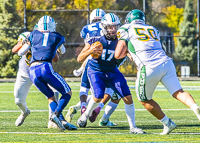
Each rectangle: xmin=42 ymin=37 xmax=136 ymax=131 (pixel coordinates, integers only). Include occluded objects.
xmin=73 ymin=69 xmax=83 ymax=77
xmin=90 ymin=44 xmax=102 ymax=55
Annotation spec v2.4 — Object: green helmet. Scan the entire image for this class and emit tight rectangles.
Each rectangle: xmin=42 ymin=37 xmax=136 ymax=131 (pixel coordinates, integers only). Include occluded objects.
xmin=125 ymin=9 xmax=145 ymax=24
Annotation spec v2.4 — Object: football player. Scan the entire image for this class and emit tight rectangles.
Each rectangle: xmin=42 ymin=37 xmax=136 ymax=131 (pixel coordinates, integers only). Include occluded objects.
xmin=19 ymin=15 xmax=77 ymax=131
xmin=76 ymin=13 xmax=145 ymax=134
xmin=115 ymin=9 xmax=200 ymax=135
xmin=12 ymin=28 xmax=59 ymax=128
xmin=66 ymin=9 xmax=121 ymax=126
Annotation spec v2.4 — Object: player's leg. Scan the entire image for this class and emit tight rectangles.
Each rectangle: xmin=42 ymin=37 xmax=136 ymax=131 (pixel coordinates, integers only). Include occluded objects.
xmin=162 ymin=60 xmax=200 ymax=121
xmin=79 ymin=68 xmax=91 ymax=114
xmin=99 ymin=92 xmax=121 ymax=126
xmin=48 ymin=84 xmax=59 ymax=129
xmin=109 ymin=68 xmax=145 ymax=134
xmin=65 ymin=68 xmax=90 ymax=123
xmin=137 ymin=64 xmax=176 ymax=135
xmin=89 ymin=89 xmax=111 ymax=123
xmin=43 ymin=63 xmax=77 ymax=130
xmin=77 ymin=68 xmax=105 ymax=127
xmin=14 ymin=72 xmax=32 ymax=126
xmin=89 ymin=88 xmax=119 ymax=125
xmin=30 ymin=63 xmax=76 ymax=130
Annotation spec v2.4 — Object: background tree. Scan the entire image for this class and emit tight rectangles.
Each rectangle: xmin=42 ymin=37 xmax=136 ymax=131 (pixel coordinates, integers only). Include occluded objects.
xmin=0 ymin=0 xmax=21 ymax=77
xmin=174 ymin=0 xmax=197 ymax=74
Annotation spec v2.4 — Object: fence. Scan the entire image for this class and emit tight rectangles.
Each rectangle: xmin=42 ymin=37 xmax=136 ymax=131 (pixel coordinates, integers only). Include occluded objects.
xmin=7 ymin=0 xmax=200 ymax=77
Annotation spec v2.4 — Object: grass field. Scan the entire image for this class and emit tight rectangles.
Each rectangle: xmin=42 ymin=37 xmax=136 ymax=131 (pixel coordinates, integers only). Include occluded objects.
xmin=0 ymin=81 xmax=200 ymax=142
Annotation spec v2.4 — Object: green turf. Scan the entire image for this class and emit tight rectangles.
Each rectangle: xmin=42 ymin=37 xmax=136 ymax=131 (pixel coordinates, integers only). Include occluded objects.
xmin=0 ymin=81 xmax=200 ymax=142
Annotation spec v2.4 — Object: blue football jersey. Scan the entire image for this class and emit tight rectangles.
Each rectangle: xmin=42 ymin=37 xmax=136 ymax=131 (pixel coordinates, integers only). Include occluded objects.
xmin=28 ymin=30 xmax=65 ymax=64
xmin=88 ymin=35 xmax=118 ymax=72
xmin=80 ymin=22 xmax=103 ymax=43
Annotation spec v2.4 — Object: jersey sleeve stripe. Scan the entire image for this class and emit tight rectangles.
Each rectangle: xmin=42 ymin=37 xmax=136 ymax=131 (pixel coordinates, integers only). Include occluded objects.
xmin=119 ymin=27 xmax=128 ymax=32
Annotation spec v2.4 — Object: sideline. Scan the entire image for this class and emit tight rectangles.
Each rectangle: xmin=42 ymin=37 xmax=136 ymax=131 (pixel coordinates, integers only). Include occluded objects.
xmin=1 ymin=76 xmax=200 ymax=83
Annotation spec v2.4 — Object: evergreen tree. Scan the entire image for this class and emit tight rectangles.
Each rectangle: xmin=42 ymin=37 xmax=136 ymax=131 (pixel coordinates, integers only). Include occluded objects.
xmin=0 ymin=0 xmax=21 ymax=77
xmin=174 ymin=0 xmax=197 ymax=74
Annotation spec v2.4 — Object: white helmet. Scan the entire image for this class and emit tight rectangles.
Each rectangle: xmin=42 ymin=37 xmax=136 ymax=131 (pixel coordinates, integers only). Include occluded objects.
xmin=37 ymin=15 xmax=56 ymax=32
xmin=101 ymin=13 xmax=121 ymax=39
xmin=90 ymin=8 xmax=106 ymax=23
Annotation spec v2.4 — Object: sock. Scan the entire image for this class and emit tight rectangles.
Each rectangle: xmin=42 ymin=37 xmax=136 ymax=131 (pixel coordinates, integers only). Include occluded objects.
xmin=190 ymin=103 xmax=200 ymax=120
xmin=50 ymin=101 xmax=58 ymax=113
xmin=59 ymin=113 xmax=65 ymax=121
xmin=49 ymin=92 xmax=59 ymax=119
xmin=160 ymin=115 xmax=169 ymax=126
xmin=84 ymin=97 xmax=99 ymax=116
xmin=17 ymin=102 xmax=28 ymax=114
xmin=102 ymin=101 xmax=118 ymax=121
xmin=81 ymin=102 xmax=87 ymax=109
xmin=86 ymin=95 xmax=92 ymax=105
xmin=98 ymin=102 xmax=104 ymax=109
xmin=191 ymin=103 xmax=199 ymax=111
xmin=125 ymin=103 xmax=136 ymax=128
xmin=56 ymin=93 xmax=71 ymax=113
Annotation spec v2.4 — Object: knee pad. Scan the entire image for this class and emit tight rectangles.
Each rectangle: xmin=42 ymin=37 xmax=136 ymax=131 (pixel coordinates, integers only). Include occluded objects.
xmin=79 ymin=86 xmax=89 ymax=97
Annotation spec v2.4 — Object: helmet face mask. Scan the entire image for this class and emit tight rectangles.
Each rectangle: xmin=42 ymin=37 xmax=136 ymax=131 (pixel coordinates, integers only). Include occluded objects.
xmin=125 ymin=9 xmax=145 ymax=24
xmin=38 ymin=15 xmax=56 ymax=32
xmin=90 ymin=8 xmax=106 ymax=23
xmin=101 ymin=13 xmax=121 ymax=40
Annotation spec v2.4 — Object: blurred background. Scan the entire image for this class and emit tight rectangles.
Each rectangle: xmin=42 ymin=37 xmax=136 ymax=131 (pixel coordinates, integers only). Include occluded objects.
xmin=0 ymin=0 xmax=199 ymax=78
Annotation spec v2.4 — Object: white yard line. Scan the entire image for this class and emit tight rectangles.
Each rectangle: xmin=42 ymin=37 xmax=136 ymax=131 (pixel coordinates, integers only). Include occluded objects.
xmin=0 ymin=131 xmax=199 ymax=135
xmin=0 ymin=108 xmax=191 ymax=112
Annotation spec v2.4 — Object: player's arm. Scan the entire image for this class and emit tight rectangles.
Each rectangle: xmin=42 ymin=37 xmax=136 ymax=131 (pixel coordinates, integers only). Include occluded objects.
xmin=18 ymin=41 xmax=31 ymax=56
xmin=57 ymin=44 xmax=66 ymax=54
xmin=127 ymin=52 xmax=133 ymax=61
xmin=12 ymin=41 xmax=22 ymax=53
xmin=77 ymin=43 xmax=101 ymax=63
xmin=115 ymin=25 xmax=130 ymax=59
xmin=115 ymin=40 xmax=128 ymax=59
xmin=73 ymin=55 xmax=91 ymax=76
xmin=52 ymin=51 xmax=59 ymax=62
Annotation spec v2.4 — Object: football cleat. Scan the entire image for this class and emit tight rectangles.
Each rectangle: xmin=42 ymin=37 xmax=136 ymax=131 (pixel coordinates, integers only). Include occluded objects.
xmin=48 ymin=120 xmax=58 ymax=129
xmin=15 ymin=109 xmax=30 ymax=126
xmin=89 ymin=107 xmax=101 ymax=123
xmin=50 ymin=113 xmax=65 ymax=131
xmin=130 ymin=127 xmax=146 ymax=134
xmin=80 ymin=106 xmax=87 ymax=127
xmin=65 ymin=106 xmax=78 ymax=123
xmin=99 ymin=119 xmax=117 ymax=126
xmin=160 ymin=119 xmax=177 ymax=135
xmin=77 ymin=112 xmax=89 ymax=128
xmin=61 ymin=120 xmax=77 ymax=130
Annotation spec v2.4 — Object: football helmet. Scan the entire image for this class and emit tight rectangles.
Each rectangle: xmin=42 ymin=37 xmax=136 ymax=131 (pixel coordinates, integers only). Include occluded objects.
xmin=101 ymin=13 xmax=121 ymax=39
xmin=37 ymin=15 xmax=56 ymax=32
xmin=33 ymin=24 xmax=38 ymax=30
xmin=90 ymin=8 xmax=106 ymax=23
xmin=125 ymin=9 xmax=145 ymax=24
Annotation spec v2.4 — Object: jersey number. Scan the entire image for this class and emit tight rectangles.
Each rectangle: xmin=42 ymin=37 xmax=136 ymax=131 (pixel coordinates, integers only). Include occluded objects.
xmin=134 ymin=28 xmax=159 ymax=41
xmin=42 ymin=33 xmax=49 ymax=46
xmin=101 ymin=49 xmax=115 ymax=61
xmin=88 ymin=23 xmax=101 ymax=31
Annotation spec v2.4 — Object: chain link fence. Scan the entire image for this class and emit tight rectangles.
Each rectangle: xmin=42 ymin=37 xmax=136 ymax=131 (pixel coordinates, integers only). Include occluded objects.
xmin=12 ymin=0 xmax=198 ymax=77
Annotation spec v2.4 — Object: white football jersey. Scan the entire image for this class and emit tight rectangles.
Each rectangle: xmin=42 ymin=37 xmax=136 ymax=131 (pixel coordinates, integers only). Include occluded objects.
xmin=17 ymin=32 xmax=31 ymax=78
xmin=117 ymin=22 xmax=171 ymax=69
